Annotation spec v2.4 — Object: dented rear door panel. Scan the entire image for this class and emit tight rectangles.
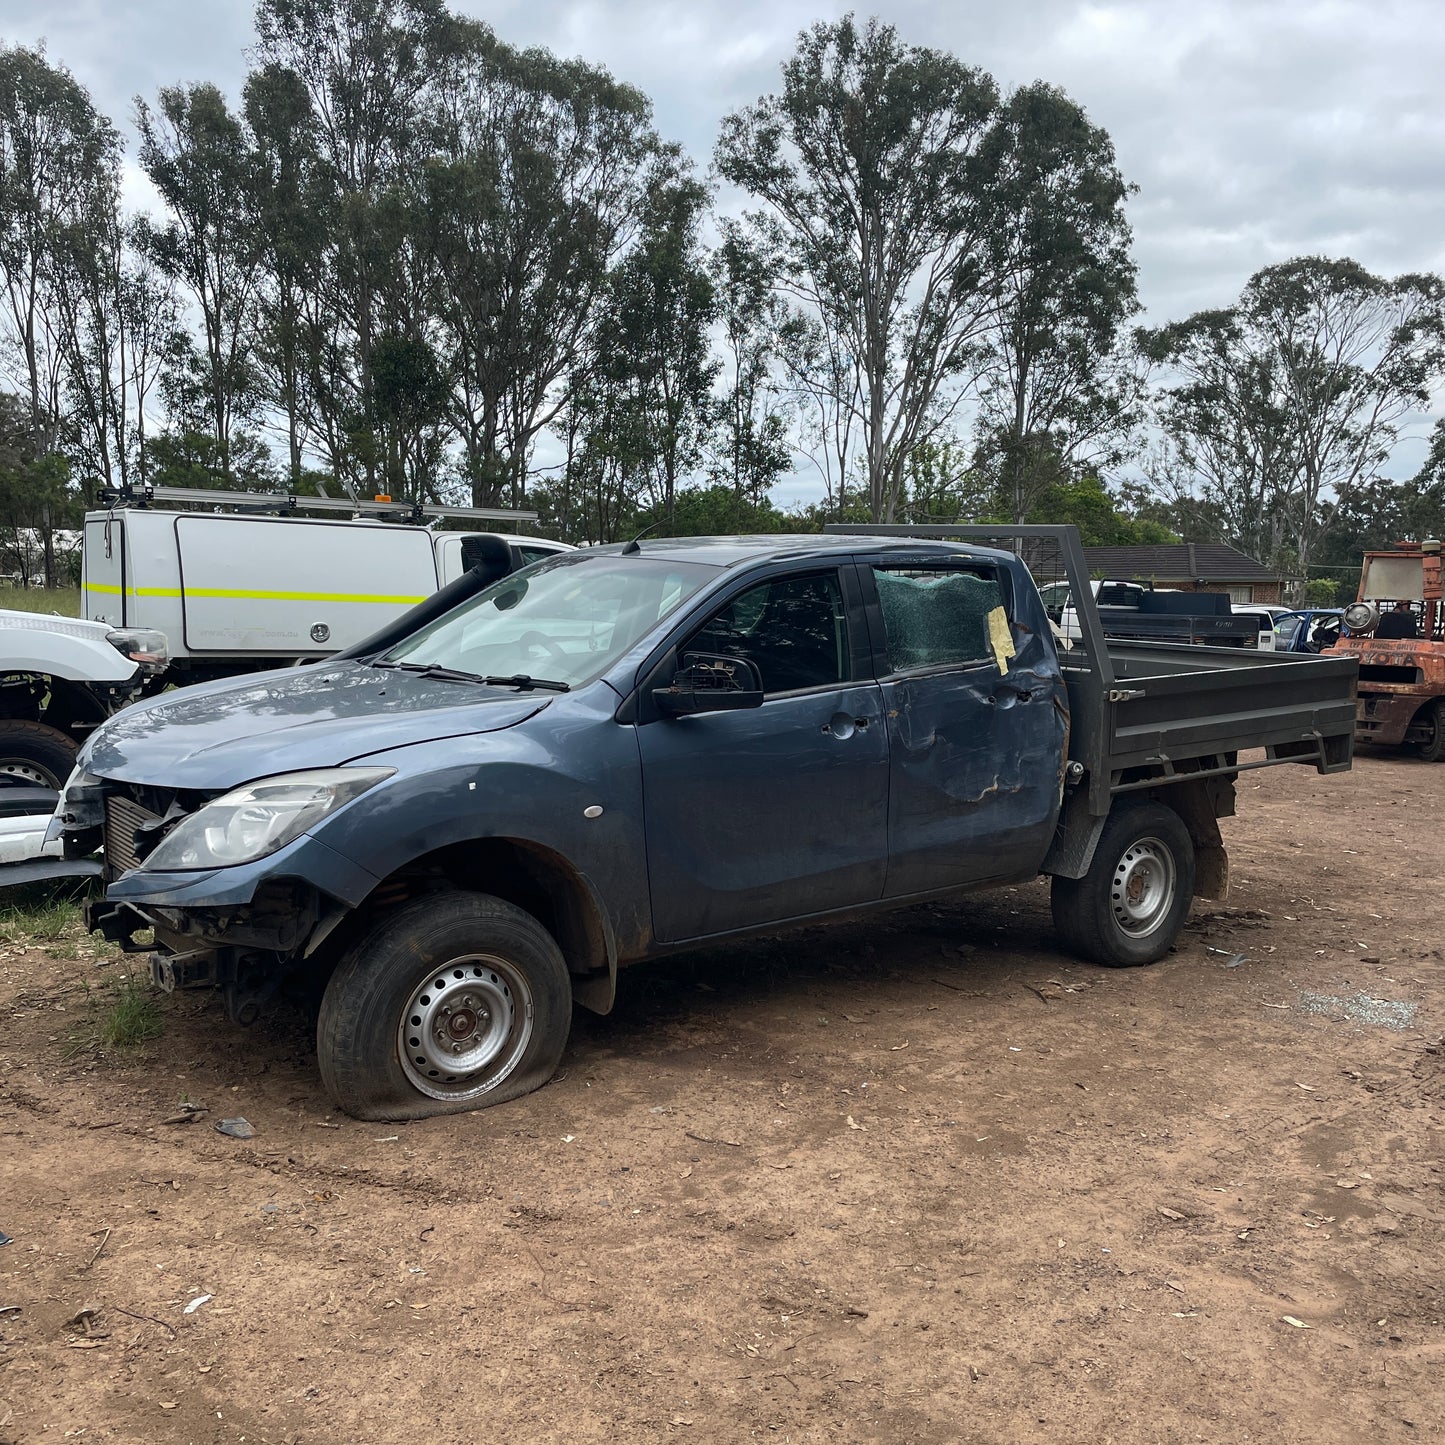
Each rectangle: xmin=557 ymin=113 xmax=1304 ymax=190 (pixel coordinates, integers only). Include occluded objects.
xmin=860 ymin=555 xmax=1068 ymax=896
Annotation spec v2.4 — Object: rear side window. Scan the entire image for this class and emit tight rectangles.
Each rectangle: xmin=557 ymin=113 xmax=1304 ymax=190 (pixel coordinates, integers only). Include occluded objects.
xmin=1097 ymin=582 xmax=1142 ymax=606
xmin=872 ymin=566 xmax=1008 ymax=672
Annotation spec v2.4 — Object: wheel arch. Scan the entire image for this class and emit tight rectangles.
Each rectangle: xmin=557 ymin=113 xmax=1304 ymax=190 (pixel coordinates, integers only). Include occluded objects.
xmin=41 ymin=674 xmax=113 ymax=729
xmin=1150 ymin=776 xmax=1233 ymax=902
xmin=1043 ymin=774 xmax=1233 ymax=901
xmin=0 ymin=670 xmax=117 ymax=734
xmin=355 ymin=836 xmax=619 ymax=1015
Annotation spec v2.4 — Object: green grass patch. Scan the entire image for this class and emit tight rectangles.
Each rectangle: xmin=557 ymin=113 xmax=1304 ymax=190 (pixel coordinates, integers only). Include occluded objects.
xmin=0 ymin=881 xmax=117 ymax=963
xmin=0 ymin=894 xmax=83 ymax=943
xmin=98 ymin=974 xmax=163 ymax=1050
xmin=0 ymin=584 xmax=82 ymax=617
xmin=65 ymin=971 xmax=164 ymax=1057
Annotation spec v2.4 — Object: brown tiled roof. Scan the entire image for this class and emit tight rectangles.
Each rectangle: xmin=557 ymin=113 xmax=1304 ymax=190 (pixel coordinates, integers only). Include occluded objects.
xmin=1080 ymin=543 xmax=1277 ymax=581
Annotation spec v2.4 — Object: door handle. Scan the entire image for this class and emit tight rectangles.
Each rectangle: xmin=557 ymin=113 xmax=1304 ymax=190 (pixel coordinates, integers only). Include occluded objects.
xmin=821 ymin=713 xmax=872 ymax=738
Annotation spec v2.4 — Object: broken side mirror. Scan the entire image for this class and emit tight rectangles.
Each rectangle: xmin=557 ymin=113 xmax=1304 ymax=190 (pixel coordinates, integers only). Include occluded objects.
xmin=653 ymin=652 xmax=764 ymax=716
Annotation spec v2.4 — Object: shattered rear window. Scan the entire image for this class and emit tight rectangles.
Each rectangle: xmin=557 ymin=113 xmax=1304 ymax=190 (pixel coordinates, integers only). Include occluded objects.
xmin=873 ymin=567 xmax=1007 ymax=672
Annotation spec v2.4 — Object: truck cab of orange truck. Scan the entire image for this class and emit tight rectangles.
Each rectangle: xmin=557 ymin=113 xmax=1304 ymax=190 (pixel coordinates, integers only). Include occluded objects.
xmin=1338 ymin=538 xmax=1445 ymax=761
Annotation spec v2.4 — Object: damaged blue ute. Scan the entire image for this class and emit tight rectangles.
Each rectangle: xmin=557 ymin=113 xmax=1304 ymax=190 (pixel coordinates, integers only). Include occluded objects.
xmin=60 ymin=528 xmax=1359 ymax=1119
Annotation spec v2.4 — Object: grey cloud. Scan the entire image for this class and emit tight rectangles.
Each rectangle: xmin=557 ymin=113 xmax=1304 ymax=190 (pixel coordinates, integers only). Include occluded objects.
xmin=7 ymin=0 xmax=1441 ymax=324
xmin=3 ymin=0 xmax=1441 ymax=477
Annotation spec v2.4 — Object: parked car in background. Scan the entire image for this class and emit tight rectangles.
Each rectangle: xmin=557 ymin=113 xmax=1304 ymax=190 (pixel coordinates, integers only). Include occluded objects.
xmin=1038 ymin=578 xmax=1260 ymax=647
xmin=1231 ymin=603 xmax=1293 ymax=650
xmin=1273 ymin=609 xmax=1347 ymax=654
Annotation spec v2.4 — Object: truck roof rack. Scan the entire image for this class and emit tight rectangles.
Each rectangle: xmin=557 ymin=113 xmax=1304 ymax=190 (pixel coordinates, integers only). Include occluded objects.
xmin=96 ymin=483 xmax=537 ymax=527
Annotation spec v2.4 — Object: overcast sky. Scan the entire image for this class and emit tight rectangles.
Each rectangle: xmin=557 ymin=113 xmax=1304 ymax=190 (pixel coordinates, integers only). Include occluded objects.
xmin=4 ymin=0 xmax=1444 ymax=483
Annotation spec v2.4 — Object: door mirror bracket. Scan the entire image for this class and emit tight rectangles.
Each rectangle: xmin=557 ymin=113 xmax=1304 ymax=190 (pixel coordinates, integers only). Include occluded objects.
xmin=653 ymin=652 xmax=764 ymax=716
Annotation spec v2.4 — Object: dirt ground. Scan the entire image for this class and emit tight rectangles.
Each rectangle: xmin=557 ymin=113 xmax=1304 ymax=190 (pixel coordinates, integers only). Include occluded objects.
xmin=1 ymin=752 xmax=1442 ymax=1444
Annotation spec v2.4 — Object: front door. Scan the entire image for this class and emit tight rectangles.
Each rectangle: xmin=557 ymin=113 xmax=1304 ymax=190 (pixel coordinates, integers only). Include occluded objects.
xmin=862 ymin=559 xmax=1066 ymax=897
xmin=638 ymin=566 xmax=889 ymax=942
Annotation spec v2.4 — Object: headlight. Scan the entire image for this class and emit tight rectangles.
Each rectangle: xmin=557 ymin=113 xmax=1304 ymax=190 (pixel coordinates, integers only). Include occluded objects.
xmin=106 ymin=627 xmax=168 ymax=673
xmin=141 ymin=767 xmax=395 ymax=871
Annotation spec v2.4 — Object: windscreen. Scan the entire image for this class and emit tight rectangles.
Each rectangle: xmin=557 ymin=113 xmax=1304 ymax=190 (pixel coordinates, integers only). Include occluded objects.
xmin=383 ymin=553 xmax=715 ymax=687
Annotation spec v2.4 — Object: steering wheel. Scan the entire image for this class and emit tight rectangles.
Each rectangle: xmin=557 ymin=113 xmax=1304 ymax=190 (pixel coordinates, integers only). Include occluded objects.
xmin=519 ymin=630 xmax=568 ymax=665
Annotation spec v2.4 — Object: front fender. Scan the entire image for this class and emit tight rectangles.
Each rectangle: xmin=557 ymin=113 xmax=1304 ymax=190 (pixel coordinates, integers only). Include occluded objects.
xmin=321 ymin=707 xmax=650 ymax=955
xmin=0 ymin=620 xmax=138 ymax=685
xmin=105 ymin=690 xmax=652 ymax=963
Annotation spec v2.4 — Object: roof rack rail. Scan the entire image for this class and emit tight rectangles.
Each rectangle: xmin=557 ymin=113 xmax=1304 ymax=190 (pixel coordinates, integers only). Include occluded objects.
xmin=96 ymin=483 xmax=537 ymax=526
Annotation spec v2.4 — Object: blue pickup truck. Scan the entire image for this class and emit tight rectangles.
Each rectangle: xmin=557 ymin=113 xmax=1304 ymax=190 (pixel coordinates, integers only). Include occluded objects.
xmin=61 ymin=526 xmax=1358 ymax=1120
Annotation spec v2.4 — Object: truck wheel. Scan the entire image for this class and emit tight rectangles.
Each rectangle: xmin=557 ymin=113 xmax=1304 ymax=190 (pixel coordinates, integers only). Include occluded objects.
xmin=0 ymin=719 xmax=78 ymax=789
xmin=1412 ymin=700 xmax=1445 ymax=763
xmin=316 ymin=892 xmax=572 ymax=1121
xmin=1050 ymin=800 xmax=1195 ymax=967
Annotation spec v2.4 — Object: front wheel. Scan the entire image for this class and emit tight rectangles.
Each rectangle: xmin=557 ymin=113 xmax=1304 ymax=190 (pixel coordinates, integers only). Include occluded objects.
xmin=0 ymin=719 xmax=79 ymax=790
xmin=317 ymin=892 xmax=573 ymax=1120
xmin=1412 ymin=699 xmax=1445 ymax=763
xmin=1051 ymin=800 xmax=1196 ymax=967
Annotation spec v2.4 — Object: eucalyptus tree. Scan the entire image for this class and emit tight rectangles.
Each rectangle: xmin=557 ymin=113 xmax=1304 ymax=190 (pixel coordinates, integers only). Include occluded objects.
xmin=0 ymin=45 xmax=119 ymax=458
xmin=776 ymin=308 xmax=861 ymax=518
xmin=0 ymin=389 xmax=70 ymax=584
xmin=604 ymin=164 xmax=717 ymax=527
xmin=717 ymin=15 xmax=1006 ymax=522
xmin=1136 ymin=310 xmax=1300 ymax=568
xmin=116 ymin=251 xmax=182 ymax=485
xmin=1141 ymin=258 xmax=1445 ymax=572
xmin=708 ymin=221 xmax=793 ymax=505
xmin=136 ymin=82 xmax=265 ymax=483
xmin=1250 ymin=258 xmax=1445 ymax=574
xmin=244 ymin=62 xmax=330 ymax=486
xmin=972 ymin=81 xmax=1142 ymax=524
xmin=49 ymin=174 xmax=128 ymax=497
xmin=254 ymin=0 xmax=460 ymax=490
xmin=420 ymin=23 xmax=662 ymax=507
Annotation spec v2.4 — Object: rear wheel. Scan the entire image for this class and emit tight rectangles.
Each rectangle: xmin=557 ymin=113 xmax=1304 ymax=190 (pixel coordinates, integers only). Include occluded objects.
xmin=317 ymin=892 xmax=572 ymax=1120
xmin=0 ymin=719 xmax=78 ymax=790
xmin=1051 ymin=800 xmax=1195 ymax=967
xmin=1412 ymin=699 xmax=1445 ymax=763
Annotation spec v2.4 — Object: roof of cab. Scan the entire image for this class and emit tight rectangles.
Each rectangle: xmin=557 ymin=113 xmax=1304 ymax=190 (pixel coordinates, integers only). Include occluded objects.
xmin=585 ymin=533 xmax=1012 ymax=568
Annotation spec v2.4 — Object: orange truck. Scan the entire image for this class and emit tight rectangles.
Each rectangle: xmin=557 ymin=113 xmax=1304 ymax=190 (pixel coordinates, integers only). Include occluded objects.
xmin=1338 ymin=539 xmax=1445 ymax=761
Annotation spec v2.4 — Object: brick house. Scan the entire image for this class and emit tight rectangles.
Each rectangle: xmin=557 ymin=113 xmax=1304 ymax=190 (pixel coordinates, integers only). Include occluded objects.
xmin=1080 ymin=543 xmax=1288 ymax=605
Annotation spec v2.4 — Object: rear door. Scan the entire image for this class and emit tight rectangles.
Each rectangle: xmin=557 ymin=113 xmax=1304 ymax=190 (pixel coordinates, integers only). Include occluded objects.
xmin=637 ymin=564 xmax=888 ymax=942
xmin=82 ymin=515 xmax=125 ymax=626
xmin=861 ymin=557 xmax=1066 ymax=897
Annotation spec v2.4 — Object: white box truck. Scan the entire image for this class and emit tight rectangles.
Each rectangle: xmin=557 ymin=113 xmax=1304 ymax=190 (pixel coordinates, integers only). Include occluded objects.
xmin=81 ymin=487 xmax=568 ymax=686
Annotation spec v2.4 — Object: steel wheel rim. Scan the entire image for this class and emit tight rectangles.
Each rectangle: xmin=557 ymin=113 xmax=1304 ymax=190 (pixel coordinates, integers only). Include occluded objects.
xmin=1110 ymin=837 xmax=1176 ymax=937
xmin=398 ymin=953 xmax=534 ymax=1101
xmin=0 ymin=757 xmax=62 ymax=789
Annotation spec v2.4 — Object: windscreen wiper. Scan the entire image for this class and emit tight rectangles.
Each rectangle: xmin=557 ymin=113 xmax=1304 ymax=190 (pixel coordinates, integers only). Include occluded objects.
xmin=369 ymin=659 xmax=568 ymax=691
xmin=481 ymin=674 xmax=570 ymax=693
xmin=369 ymin=660 xmax=487 ymax=684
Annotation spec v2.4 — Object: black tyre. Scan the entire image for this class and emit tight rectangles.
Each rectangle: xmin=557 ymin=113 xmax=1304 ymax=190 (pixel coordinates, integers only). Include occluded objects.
xmin=1413 ymin=699 xmax=1445 ymax=763
xmin=317 ymin=892 xmax=572 ymax=1121
xmin=1050 ymin=800 xmax=1195 ymax=967
xmin=0 ymin=719 xmax=78 ymax=790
